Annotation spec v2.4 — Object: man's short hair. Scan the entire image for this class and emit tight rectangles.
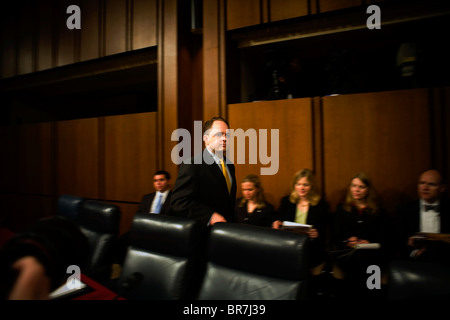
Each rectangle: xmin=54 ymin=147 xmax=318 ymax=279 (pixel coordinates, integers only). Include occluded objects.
xmin=203 ymin=116 xmax=229 ymax=135
xmin=154 ymin=170 xmax=171 ymax=180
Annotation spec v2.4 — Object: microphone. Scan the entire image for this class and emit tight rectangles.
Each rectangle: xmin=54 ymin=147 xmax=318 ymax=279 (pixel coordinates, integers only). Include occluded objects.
xmin=114 ymin=272 xmax=144 ymax=299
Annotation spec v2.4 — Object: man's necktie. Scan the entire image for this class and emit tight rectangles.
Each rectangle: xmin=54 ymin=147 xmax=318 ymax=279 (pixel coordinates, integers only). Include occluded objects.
xmin=154 ymin=194 xmax=163 ymax=214
xmin=219 ymin=159 xmax=231 ymax=193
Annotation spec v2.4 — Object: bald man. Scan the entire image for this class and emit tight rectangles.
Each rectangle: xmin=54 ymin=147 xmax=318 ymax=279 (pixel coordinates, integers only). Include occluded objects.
xmin=395 ymin=169 xmax=450 ymax=264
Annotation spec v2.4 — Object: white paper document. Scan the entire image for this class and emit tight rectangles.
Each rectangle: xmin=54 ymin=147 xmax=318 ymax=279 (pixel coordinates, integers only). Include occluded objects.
xmin=282 ymin=221 xmax=312 ymax=228
xmin=49 ymin=279 xmax=87 ymax=299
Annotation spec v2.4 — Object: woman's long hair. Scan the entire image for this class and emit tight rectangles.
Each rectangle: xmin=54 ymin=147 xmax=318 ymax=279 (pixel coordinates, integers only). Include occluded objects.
xmin=343 ymin=172 xmax=379 ymax=213
xmin=289 ymin=169 xmax=321 ymax=206
xmin=239 ymin=174 xmax=267 ymax=209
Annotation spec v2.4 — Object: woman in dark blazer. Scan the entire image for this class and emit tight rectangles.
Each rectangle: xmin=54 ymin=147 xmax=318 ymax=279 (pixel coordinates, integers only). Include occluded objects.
xmin=272 ymin=169 xmax=329 ymax=273
xmin=234 ymin=174 xmax=275 ymax=227
xmin=331 ymin=172 xmax=387 ymax=297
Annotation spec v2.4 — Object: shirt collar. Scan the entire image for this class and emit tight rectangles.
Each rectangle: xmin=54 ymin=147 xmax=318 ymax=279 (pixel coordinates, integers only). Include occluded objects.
xmin=420 ymin=199 xmax=440 ymax=207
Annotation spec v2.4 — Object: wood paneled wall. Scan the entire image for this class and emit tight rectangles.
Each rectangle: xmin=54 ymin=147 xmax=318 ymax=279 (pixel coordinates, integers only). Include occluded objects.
xmin=225 ymin=0 xmax=365 ymax=30
xmin=57 ymin=118 xmax=100 ymax=199
xmin=229 ymin=98 xmax=315 ymax=207
xmin=227 ymin=88 xmax=448 ymax=215
xmin=203 ymin=0 xmax=227 ymax=120
xmin=0 ymin=112 xmax=159 ymax=234
xmin=322 ymin=89 xmax=432 ymax=214
xmin=104 ymin=113 xmax=157 ymax=202
xmin=0 ymin=0 xmax=158 ymax=79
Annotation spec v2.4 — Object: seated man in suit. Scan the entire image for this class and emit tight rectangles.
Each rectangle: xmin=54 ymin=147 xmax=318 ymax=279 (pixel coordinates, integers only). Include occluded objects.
xmin=395 ymin=169 xmax=450 ymax=265
xmin=138 ymin=170 xmax=172 ymax=215
xmin=114 ymin=170 xmax=173 ymax=266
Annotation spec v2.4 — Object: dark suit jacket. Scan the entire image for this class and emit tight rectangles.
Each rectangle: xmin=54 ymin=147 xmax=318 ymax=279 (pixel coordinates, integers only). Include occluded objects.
xmin=234 ymin=198 xmax=275 ymax=227
xmin=395 ymin=197 xmax=450 ymax=262
xmin=170 ymin=150 xmax=237 ymax=226
xmin=276 ymin=196 xmax=329 ymax=237
xmin=276 ymin=195 xmax=329 ymax=266
xmin=138 ymin=191 xmax=172 ymax=215
xmin=333 ymin=202 xmax=387 ymax=251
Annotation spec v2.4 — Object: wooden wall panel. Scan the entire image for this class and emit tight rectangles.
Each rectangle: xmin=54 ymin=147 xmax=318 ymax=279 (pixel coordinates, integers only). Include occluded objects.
xmin=80 ymin=0 xmax=101 ymax=62
xmin=37 ymin=0 xmax=54 ymax=71
xmin=159 ymin=0 xmax=179 ymax=180
xmin=228 ymin=98 xmax=314 ymax=209
xmin=57 ymin=118 xmax=99 ymax=198
xmin=17 ymin=2 xmax=35 ymax=75
xmin=0 ymin=10 xmax=17 ymax=78
xmin=16 ymin=123 xmax=54 ymax=195
xmin=132 ymin=0 xmax=158 ymax=50
xmin=319 ymin=0 xmax=363 ymax=13
xmin=430 ymin=86 xmax=450 ymax=185
xmin=104 ymin=113 xmax=157 ymax=202
xmin=226 ymin=0 xmax=262 ymax=30
xmin=56 ymin=0 xmax=78 ymax=67
xmin=322 ymin=89 xmax=432 ymax=214
xmin=105 ymin=0 xmax=128 ymax=56
xmin=443 ymin=87 xmax=450 ymax=184
xmin=270 ymin=0 xmax=309 ymax=22
xmin=203 ymin=0 xmax=223 ymax=120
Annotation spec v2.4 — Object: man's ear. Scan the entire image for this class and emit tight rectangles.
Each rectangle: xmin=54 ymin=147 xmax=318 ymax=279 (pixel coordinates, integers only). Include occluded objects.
xmin=439 ymin=183 xmax=447 ymax=194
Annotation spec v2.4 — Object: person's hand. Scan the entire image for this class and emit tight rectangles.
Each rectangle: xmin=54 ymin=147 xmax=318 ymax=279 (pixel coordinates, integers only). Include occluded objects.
xmin=271 ymin=220 xmax=283 ymax=229
xmin=210 ymin=212 xmax=227 ymax=225
xmin=346 ymin=236 xmax=358 ymax=247
xmin=346 ymin=237 xmax=369 ymax=247
xmin=8 ymin=256 xmax=51 ymax=300
xmin=308 ymin=228 xmax=319 ymax=239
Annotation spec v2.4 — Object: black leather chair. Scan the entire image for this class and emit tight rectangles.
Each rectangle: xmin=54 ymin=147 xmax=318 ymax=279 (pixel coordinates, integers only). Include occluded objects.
xmin=197 ymin=223 xmax=310 ymax=300
xmin=388 ymin=259 xmax=450 ymax=299
xmin=57 ymin=194 xmax=83 ymax=221
xmin=77 ymin=200 xmax=121 ymax=283
xmin=117 ymin=213 xmax=205 ymax=300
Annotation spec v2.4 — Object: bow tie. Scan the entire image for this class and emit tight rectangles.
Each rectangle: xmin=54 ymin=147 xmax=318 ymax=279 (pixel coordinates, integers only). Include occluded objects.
xmin=424 ymin=204 xmax=439 ymax=212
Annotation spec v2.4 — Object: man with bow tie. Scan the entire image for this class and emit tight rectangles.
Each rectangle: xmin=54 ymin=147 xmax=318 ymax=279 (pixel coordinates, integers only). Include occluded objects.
xmin=395 ymin=169 xmax=450 ymax=264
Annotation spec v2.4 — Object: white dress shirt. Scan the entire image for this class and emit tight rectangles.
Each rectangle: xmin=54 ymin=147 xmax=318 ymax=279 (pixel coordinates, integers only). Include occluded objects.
xmin=150 ymin=190 xmax=170 ymax=213
xmin=420 ymin=199 xmax=441 ymax=233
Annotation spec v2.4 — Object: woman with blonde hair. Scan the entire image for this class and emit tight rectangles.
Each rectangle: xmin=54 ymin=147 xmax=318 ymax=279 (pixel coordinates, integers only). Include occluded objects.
xmin=234 ymin=174 xmax=275 ymax=227
xmin=272 ymin=169 xmax=329 ymax=272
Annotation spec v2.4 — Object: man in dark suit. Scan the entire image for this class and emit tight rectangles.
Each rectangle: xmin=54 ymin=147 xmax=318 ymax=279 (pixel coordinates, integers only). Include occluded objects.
xmin=114 ymin=170 xmax=173 ymax=265
xmin=138 ymin=170 xmax=172 ymax=215
xmin=171 ymin=117 xmax=237 ymax=226
xmin=396 ymin=169 xmax=450 ymax=265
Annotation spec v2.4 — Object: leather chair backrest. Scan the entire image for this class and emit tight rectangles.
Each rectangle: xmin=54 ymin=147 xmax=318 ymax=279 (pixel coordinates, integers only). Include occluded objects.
xmin=117 ymin=213 xmax=205 ymax=300
xmin=388 ymin=259 xmax=450 ymax=299
xmin=198 ymin=223 xmax=310 ymax=300
xmin=78 ymin=200 xmax=121 ymax=282
xmin=57 ymin=194 xmax=83 ymax=221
